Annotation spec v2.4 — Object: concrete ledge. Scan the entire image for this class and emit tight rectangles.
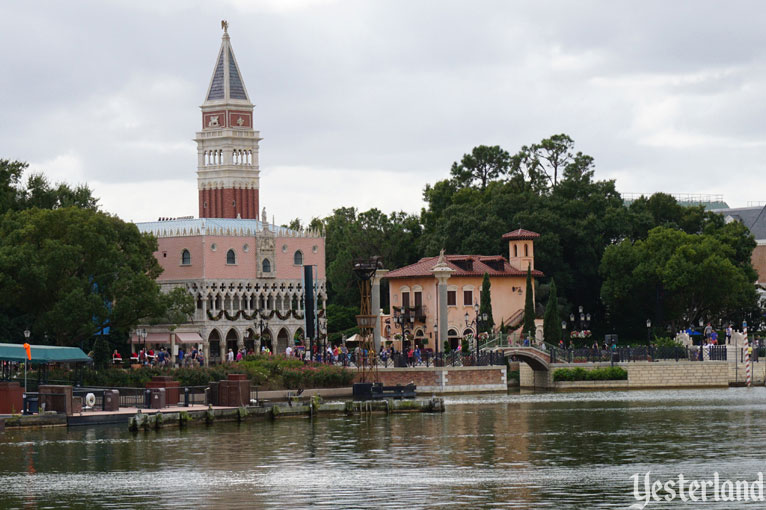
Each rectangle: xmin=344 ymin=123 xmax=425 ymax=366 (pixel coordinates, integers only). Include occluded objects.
xmin=419 ymin=384 xmax=507 ymax=393
xmin=3 ymin=413 xmax=68 ymax=428
xmin=554 ymin=380 xmax=629 ymax=390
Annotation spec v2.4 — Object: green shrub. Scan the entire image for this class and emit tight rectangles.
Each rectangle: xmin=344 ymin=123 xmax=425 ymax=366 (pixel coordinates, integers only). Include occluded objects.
xmin=46 ymin=356 xmax=355 ymax=390
xmin=553 ymin=366 xmax=627 ymax=382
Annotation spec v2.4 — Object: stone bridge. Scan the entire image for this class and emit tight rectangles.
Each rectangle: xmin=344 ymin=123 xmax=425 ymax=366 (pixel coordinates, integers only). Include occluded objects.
xmin=494 ymin=346 xmax=551 ymax=371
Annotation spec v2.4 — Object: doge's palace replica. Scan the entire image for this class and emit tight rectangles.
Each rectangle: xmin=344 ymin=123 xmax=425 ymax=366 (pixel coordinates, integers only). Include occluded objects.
xmin=133 ymin=23 xmax=326 ymax=363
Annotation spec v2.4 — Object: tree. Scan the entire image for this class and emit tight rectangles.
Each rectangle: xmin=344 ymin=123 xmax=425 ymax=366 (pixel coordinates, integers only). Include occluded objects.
xmin=543 ymin=278 xmax=560 ymax=344
xmin=0 ymin=207 xmax=178 ymax=346
xmin=600 ymin=226 xmax=758 ymax=337
xmin=523 ymin=266 xmax=536 ymax=339
xmin=479 ymin=272 xmax=495 ymax=333
xmin=0 ymin=159 xmax=98 ymax=213
xmin=450 ymin=145 xmax=511 ymax=190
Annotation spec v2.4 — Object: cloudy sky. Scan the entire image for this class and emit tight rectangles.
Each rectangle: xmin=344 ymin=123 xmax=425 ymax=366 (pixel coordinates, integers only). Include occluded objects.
xmin=2 ymin=0 xmax=765 ymax=224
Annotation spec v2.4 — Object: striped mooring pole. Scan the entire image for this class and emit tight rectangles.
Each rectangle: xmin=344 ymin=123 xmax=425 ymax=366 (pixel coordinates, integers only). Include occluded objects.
xmin=744 ymin=321 xmax=751 ymax=387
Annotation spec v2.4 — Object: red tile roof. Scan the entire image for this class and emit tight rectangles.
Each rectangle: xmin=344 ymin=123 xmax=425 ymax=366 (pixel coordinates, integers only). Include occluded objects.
xmin=386 ymin=254 xmax=544 ymax=279
xmin=502 ymin=228 xmax=540 ymax=240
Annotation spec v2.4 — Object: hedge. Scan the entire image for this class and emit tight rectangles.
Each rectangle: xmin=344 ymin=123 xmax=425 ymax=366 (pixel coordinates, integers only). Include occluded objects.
xmin=43 ymin=355 xmax=353 ymax=390
xmin=553 ymin=366 xmax=628 ymax=382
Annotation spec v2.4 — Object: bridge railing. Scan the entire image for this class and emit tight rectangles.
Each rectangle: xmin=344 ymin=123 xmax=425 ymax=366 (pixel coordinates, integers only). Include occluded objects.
xmin=545 ymin=345 xmax=730 ymax=363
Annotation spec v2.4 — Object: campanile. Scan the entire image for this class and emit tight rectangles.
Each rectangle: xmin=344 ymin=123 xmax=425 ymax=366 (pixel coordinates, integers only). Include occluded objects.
xmin=196 ymin=22 xmax=261 ymax=219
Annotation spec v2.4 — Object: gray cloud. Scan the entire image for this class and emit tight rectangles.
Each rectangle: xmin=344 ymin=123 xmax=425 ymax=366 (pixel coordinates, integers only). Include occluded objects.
xmin=2 ymin=0 xmax=766 ymax=223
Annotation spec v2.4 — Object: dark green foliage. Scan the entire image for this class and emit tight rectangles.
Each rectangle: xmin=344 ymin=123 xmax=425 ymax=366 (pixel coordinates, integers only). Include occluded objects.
xmin=543 ymin=278 xmax=561 ymax=343
xmin=46 ymin=355 xmax=353 ymax=390
xmin=326 ymin=303 xmax=358 ymax=336
xmin=523 ymin=266 xmax=536 ymax=339
xmin=479 ymin=273 xmax=494 ymax=333
xmin=553 ymin=366 xmax=628 ymax=381
xmin=0 ymin=207 xmax=175 ymax=346
xmin=450 ymin=145 xmax=511 ymax=190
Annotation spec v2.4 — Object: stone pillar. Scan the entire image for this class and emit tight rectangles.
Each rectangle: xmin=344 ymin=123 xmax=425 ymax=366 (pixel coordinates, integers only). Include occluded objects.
xmin=170 ymin=332 xmax=176 ymax=366
xmin=371 ymin=269 xmax=389 ymax=353
xmin=430 ymin=250 xmax=454 ymax=355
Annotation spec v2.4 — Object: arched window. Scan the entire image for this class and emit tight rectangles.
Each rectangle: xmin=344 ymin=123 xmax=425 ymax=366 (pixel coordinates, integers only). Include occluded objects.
xmin=524 ymin=244 xmax=528 ymax=257
xmin=181 ymin=249 xmax=191 ymax=265
xmin=514 ymin=245 xmax=518 ymax=257
xmin=226 ymin=249 xmax=236 ymax=265
xmin=262 ymin=258 xmax=271 ymax=273
xmin=294 ymin=250 xmax=303 ymax=265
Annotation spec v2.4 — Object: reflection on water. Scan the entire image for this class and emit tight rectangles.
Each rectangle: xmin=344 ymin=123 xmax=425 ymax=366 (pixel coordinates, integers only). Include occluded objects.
xmin=3 ymin=388 xmax=766 ymax=509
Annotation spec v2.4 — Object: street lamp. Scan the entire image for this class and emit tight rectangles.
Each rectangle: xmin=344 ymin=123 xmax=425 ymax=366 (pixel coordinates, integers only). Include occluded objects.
xmin=254 ymin=316 xmax=269 ymax=354
xmin=646 ymin=319 xmax=652 ymax=347
xmin=23 ymin=329 xmax=30 ymax=395
xmin=135 ymin=328 xmax=147 ymax=360
xmin=561 ymin=320 xmax=567 ymax=348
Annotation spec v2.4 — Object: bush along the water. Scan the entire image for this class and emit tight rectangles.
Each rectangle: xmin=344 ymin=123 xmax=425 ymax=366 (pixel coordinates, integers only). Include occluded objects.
xmin=43 ymin=355 xmax=354 ymax=390
xmin=553 ymin=366 xmax=628 ymax=382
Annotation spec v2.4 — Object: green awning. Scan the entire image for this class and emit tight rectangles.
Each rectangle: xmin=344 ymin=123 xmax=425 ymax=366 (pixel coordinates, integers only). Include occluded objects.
xmin=0 ymin=343 xmax=92 ymax=364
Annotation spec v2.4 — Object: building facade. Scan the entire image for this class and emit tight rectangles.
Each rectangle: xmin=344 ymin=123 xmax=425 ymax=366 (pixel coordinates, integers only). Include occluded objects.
xmin=133 ymin=26 xmax=326 ymax=362
xmin=382 ymin=230 xmax=543 ymax=351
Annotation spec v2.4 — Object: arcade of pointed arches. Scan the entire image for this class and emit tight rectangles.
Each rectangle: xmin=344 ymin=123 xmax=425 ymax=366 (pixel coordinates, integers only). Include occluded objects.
xmin=182 ymin=279 xmax=326 ymax=358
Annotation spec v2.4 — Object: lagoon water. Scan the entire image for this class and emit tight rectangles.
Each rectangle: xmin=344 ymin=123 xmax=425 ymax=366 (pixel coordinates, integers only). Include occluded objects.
xmin=3 ymin=388 xmax=766 ymax=509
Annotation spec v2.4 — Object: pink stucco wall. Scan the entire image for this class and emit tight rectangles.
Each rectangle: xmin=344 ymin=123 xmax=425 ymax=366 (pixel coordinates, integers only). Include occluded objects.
xmin=154 ymin=234 xmax=325 ymax=281
xmin=385 ymin=274 xmax=529 ymax=338
xmin=273 ymin=237 xmax=326 ymax=279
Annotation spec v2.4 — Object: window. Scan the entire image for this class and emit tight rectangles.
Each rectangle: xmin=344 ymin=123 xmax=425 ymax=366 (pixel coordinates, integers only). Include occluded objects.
xmin=514 ymin=245 xmax=518 ymax=257
xmin=226 ymin=249 xmax=236 ymax=265
xmin=181 ymin=249 xmax=191 ymax=265
xmin=414 ymin=291 xmax=422 ymax=308
xmin=401 ymin=292 xmax=410 ymax=309
xmin=262 ymin=258 xmax=271 ymax=273
xmin=463 ymin=290 xmax=472 ymax=306
xmin=447 ymin=291 xmax=457 ymax=306
xmin=294 ymin=250 xmax=303 ymax=265
xmin=524 ymin=244 xmax=529 ymax=257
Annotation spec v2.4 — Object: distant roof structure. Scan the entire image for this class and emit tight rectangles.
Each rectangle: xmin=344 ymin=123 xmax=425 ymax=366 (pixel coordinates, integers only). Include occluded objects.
xmin=0 ymin=343 xmax=91 ymax=364
xmin=386 ymin=254 xmax=543 ymax=279
xmin=135 ymin=217 xmax=319 ymax=238
xmin=502 ymin=229 xmax=540 ymax=241
xmin=622 ymin=192 xmax=729 ymax=211
xmin=712 ymin=205 xmax=766 ymax=241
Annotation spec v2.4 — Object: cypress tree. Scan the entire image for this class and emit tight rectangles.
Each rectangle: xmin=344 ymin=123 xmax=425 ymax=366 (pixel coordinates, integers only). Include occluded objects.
xmin=479 ymin=272 xmax=495 ymax=333
xmin=523 ymin=266 xmax=536 ymax=340
xmin=543 ymin=278 xmax=560 ymax=345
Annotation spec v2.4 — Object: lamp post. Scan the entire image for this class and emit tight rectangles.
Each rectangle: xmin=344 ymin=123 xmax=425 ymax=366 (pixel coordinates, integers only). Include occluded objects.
xmin=561 ymin=320 xmax=567 ymax=348
xmin=646 ymin=319 xmax=652 ymax=347
xmin=136 ymin=328 xmax=147 ymax=361
xmin=23 ymin=329 xmax=30 ymax=394
xmin=698 ymin=318 xmax=704 ymax=347
xmin=260 ymin=318 xmax=269 ymax=351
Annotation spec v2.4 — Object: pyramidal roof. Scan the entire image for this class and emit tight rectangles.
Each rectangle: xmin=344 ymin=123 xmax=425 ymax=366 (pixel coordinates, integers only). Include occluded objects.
xmin=204 ymin=23 xmax=251 ymax=105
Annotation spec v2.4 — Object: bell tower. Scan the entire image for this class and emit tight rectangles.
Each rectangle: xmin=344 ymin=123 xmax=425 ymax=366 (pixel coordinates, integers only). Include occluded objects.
xmin=195 ymin=21 xmax=261 ymax=219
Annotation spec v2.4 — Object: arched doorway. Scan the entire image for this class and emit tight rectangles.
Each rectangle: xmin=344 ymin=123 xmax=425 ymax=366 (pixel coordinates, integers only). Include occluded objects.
xmin=448 ymin=328 xmax=460 ymax=350
xmin=245 ymin=328 xmax=257 ymax=354
xmin=261 ymin=329 xmax=273 ymax=353
xmin=277 ymin=328 xmax=290 ymax=354
xmin=414 ymin=328 xmax=426 ymax=349
xmin=208 ymin=330 xmax=221 ymax=362
xmin=225 ymin=328 xmax=239 ymax=358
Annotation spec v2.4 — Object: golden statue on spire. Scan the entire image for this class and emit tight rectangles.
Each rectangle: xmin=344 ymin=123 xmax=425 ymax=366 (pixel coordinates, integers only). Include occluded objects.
xmin=221 ymin=20 xmax=229 ymax=33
